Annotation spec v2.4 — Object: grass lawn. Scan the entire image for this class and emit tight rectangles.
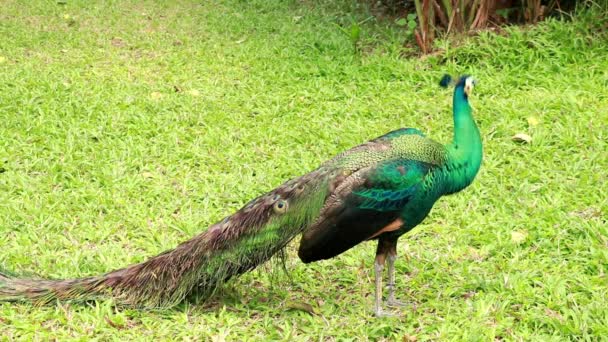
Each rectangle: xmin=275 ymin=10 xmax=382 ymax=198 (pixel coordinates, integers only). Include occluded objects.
xmin=0 ymin=0 xmax=607 ymax=340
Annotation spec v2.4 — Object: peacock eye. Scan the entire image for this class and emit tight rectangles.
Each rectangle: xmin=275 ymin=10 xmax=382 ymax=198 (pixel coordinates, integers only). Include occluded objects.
xmin=273 ymin=199 xmax=288 ymax=214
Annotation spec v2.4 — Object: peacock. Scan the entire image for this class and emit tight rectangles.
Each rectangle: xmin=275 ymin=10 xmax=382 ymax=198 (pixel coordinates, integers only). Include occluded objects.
xmin=0 ymin=75 xmax=482 ymax=317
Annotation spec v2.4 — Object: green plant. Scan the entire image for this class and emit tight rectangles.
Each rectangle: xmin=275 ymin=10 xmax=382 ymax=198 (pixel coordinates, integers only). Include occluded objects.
xmin=395 ymin=13 xmax=418 ymax=38
xmin=405 ymin=0 xmax=565 ymax=53
xmin=336 ymin=16 xmax=374 ymax=53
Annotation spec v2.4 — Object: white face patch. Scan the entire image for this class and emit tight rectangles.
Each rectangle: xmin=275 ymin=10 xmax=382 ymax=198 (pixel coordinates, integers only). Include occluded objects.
xmin=464 ymin=77 xmax=475 ymax=96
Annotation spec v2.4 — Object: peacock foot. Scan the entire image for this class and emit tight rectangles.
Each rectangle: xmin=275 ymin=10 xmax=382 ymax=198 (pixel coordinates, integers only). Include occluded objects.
xmin=374 ymin=307 xmax=400 ymax=318
xmin=386 ymin=297 xmax=408 ymax=308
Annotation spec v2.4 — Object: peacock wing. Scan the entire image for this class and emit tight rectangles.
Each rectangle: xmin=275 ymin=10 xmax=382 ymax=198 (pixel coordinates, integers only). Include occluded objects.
xmin=297 ymin=158 xmax=434 ymax=263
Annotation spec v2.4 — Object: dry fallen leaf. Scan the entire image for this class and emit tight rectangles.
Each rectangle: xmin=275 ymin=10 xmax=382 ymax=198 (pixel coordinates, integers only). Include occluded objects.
xmin=285 ymin=301 xmax=317 ymax=315
xmin=105 ymin=316 xmax=125 ymax=330
xmin=211 ymin=330 xmax=229 ymax=342
xmin=141 ymin=171 xmax=155 ymax=179
xmin=570 ymin=207 xmax=602 ymax=220
xmin=511 ymin=231 xmax=528 ymax=244
xmin=527 ymin=117 xmax=540 ymax=126
xmin=187 ymin=89 xmax=200 ymax=97
xmin=512 ymin=133 xmax=532 ymax=143
xmin=403 ymin=334 xmax=418 ymax=342
xmin=462 ymin=291 xmax=476 ymax=299
xmin=150 ymin=92 xmax=162 ymax=100
xmin=111 ymin=37 xmax=126 ymax=47
xmin=467 ymin=247 xmax=487 ymax=261
xmin=544 ymin=308 xmax=564 ymax=322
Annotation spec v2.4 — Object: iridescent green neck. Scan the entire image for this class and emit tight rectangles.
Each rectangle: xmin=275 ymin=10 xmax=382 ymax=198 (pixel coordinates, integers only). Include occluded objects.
xmin=445 ymin=86 xmax=482 ymax=193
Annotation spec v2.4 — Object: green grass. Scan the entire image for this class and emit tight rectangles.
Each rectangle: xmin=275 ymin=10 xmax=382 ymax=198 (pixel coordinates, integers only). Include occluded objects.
xmin=0 ymin=0 xmax=607 ymax=340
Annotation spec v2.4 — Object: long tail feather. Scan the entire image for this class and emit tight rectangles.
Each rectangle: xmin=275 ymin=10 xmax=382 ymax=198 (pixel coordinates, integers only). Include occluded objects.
xmin=0 ymin=169 xmax=331 ymax=308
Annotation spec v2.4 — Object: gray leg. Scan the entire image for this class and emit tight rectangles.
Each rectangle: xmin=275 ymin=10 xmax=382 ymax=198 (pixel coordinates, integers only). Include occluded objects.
xmin=373 ymin=239 xmax=399 ymax=317
xmin=386 ymin=253 xmax=407 ymax=307
xmin=374 ymin=259 xmax=385 ymax=317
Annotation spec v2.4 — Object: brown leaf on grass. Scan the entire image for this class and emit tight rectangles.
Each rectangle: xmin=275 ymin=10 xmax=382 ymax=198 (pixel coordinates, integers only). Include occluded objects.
xmin=285 ymin=301 xmax=317 ymax=315
xmin=527 ymin=117 xmax=540 ymax=126
xmin=544 ymin=308 xmax=564 ymax=322
xmin=141 ymin=171 xmax=155 ymax=179
xmin=511 ymin=231 xmax=528 ymax=244
xmin=468 ymin=247 xmax=487 ymax=261
xmin=570 ymin=207 xmax=602 ymax=220
xmin=105 ymin=316 xmax=125 ymax=330
xmin=512 ymin=133 xmax=532 ymax=143
xmin=462 ymin=291 xmax=476 ymax=299
xmin=211 ymin=330 xmax=230 ymax=342
xmin=187 ymin=89 xmax=201 ymax=97
xmin=150 ymin=92 xmax=162 ymax=100
xmin=111 ymin=37 xmax=126 ymax=47
xmin=403 ymin=334 xmax=418 ymax=342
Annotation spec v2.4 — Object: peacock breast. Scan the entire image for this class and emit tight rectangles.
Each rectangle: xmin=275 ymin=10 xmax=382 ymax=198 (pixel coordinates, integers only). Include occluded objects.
xmin=397 ymin=168 xmax=447 ymax=231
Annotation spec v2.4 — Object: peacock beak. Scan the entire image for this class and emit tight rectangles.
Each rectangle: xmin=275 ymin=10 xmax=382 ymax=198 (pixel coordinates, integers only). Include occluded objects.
xmin=464 ymin=85 xmax=473 ymax=96
xmin=464 ymin=78 xmax=476 ymax=97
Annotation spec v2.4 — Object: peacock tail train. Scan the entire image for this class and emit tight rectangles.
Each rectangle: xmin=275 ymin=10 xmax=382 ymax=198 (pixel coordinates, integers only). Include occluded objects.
xmin=0 ymin=167 xmax=335 ymax=307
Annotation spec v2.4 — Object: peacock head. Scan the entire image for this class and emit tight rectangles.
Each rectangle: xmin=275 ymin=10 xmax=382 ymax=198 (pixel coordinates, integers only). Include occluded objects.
xmin=440 ymin=74 xmax=477 ymax=98
xmin=461 ymin=76 xmax=476 ymax=97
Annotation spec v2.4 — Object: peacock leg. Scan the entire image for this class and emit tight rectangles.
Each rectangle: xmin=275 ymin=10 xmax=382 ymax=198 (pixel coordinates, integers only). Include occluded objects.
xmin=386 ymin=242 xmax=407 ymax=307
xmin=374 ymin=238 xmax=398 ymax=317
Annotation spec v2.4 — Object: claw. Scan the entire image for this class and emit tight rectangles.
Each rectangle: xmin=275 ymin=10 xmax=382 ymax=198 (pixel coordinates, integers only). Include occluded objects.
xmin=374 ymin=308 xmax=400 ymax=318
xmin=386 ymin=298 xmax=408 ymax=308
